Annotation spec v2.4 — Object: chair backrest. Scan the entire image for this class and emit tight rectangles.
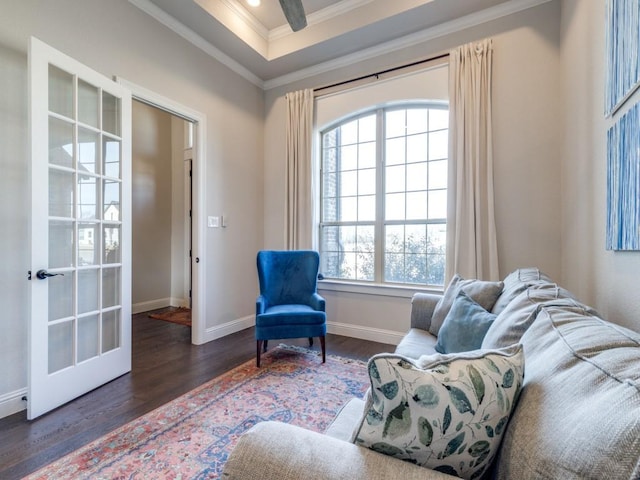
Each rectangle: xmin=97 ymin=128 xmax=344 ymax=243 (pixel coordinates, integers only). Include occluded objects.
xmin=257 ymin=250 xmax=320 ymax=306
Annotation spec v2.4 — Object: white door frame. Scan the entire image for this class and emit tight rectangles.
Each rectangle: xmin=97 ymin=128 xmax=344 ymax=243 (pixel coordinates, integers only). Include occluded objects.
xmin=116 ymin=77 xmax=207 ymax=345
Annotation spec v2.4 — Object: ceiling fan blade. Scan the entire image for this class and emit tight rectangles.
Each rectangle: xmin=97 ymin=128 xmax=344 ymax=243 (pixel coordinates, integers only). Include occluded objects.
xmin=279 ymin=0 xmax=307 ymax=32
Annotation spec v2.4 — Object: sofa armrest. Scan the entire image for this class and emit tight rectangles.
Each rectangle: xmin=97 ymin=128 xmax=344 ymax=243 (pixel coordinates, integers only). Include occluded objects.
xmin=222 ymin=421 xmax=457 ymax=480
xmin=410 ymin=292 xmax=442 ymax=331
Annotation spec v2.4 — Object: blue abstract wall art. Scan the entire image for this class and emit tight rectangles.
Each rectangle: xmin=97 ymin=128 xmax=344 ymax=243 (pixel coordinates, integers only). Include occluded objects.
xmin=605 ymin=0 xmax=640 ymax=117
xmin=607 ymin=101 xmax=640 ymax=251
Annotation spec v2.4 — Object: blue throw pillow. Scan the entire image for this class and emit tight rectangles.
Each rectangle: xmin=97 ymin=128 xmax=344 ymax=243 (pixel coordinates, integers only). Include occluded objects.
xmin=435 ymin=290 xmax=497 ymax=353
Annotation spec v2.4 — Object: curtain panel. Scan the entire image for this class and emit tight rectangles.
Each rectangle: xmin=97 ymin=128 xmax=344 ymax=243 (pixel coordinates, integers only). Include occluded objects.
xmin=446 ymin=39 xmax=500 ymax=281
xmin=284 ymin=89 xmax=314 ymax=250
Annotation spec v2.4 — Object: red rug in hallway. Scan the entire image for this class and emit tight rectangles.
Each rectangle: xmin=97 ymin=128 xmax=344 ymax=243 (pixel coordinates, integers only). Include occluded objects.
xmin=27 ymin=345 xmax=369 ymax=479
xmin=149 ymin=307 xmax=192 ymax=327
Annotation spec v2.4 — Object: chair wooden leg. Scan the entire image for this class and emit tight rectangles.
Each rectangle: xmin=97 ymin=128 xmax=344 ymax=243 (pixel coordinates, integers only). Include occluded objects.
xmin=308 ymin=337 xmax=313 ymax=347
xmin=320 ymin=336 xmax=326 ymax=363
xmin=256 ymin=340 xmax=262 ymax=368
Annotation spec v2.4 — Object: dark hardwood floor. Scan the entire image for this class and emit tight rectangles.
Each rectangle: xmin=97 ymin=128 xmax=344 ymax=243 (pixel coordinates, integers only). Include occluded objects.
xmin=0 ymin=310 xmax=394 ymax=479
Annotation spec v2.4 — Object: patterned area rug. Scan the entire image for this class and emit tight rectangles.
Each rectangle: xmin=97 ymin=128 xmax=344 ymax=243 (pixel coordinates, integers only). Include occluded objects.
xmin=27 ymin=345 xmax=369 ymax=479
xmin=149 ymin=307 xmax=192 ymax=327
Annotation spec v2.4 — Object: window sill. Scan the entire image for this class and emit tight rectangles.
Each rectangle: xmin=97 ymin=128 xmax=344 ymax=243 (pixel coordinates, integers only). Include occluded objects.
xmin=317 ymin=279 xmax=443 ymax=299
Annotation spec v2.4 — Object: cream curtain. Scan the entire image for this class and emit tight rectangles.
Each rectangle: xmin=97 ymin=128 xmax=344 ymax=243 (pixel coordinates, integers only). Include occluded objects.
xmin=446 ymin=39 xmax=499 ymax=281
xmin=284 ymin=89 xmax=315 ymax=250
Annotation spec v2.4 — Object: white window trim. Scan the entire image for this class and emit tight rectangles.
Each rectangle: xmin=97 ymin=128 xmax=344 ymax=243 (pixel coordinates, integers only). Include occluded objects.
xmin=317 ymin=102 xmax=449 ymax=289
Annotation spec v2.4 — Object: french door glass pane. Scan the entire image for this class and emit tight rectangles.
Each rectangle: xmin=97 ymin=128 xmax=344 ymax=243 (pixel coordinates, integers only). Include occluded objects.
xmin=78 ymin=268 xmax=99 ymax=314
xmin=49 ymin=117 xmax=74 ymax=168
xmin=48 ymin=272 xmax=74 ymax=321
xmin=102 ymin=309 xmax=120 ymax=352
xmin=49 ymin=220 xmax=75 ymax=268
xmin=104 ymin=225 xmax=120 ymax=263
xmin=78 ymin=128 xmax=99 ymax=174
xmin=103 ymin=179 xmax=120 ymax=221
xmin=77 ymin=314 xmax=99 ymax=362
xmin=102 ymin=267 xmax=121 ymax=308
xmin=49 ymin=169 xmax=74 ymax=218
xmin=78 ymin=80 xmax=99 ymax=128
xmin=103 ymin=137 xmax=121 ymax=179
xmin=78 ymin=175 xmax=99 ymax=220
xmin=48 ymin=320 xmax=74 ymax=374
xmin=102 ymin=92 xmax=121 ymax=136
xmin=78 ymin=223 xmax=99 ymax=266
xmin=48 ymin=65 xmax=73 ymax=118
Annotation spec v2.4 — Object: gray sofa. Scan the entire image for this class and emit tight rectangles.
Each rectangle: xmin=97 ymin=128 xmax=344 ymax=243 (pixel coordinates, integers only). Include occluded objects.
xmin=222 ymin=268 xmax=640 ymax=480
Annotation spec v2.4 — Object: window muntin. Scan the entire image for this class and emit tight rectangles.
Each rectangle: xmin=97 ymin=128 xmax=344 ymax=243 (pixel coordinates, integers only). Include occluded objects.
xmin=319 ymin=104 xmax=448 ymax=287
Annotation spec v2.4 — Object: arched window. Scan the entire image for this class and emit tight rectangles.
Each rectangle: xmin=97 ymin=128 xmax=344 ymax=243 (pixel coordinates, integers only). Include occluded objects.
xmin=319 ymin=103 xmax=448 ymax=287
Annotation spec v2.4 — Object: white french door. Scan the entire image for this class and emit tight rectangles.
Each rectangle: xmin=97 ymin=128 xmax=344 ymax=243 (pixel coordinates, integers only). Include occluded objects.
xmin=28 ymin=37 xmax=132 ymax=419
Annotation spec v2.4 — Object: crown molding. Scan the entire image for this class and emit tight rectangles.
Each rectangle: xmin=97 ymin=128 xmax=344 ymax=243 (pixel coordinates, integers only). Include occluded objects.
xmin=263 ymin=0 xmax=553 ymax=90
xmin=219 ymin=0 xmax=270 ymax=40
xmin=269 ymin=0 xmax=375 ymax=41
xmin=128 ymin=0 xmax=264 ymax=87
xmin=130 ymin=0 xmax=552 ymax=91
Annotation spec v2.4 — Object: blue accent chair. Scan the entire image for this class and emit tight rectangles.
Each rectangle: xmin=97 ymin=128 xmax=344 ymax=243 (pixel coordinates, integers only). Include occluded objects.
xmin=255 ymin=250 xmax=327 ymax=367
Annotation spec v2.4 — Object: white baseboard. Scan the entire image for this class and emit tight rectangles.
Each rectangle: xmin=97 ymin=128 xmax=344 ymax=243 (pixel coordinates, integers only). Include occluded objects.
xmin=132 ymin=298 xmax=172 ymax=314
xmin=199 ymin=317 xmax=402 ymax=346
xmin=201 ymin=315 xmax=255 ymax=343
xmin=0 ymin=388 xmax=27 ymax=419
xmin=327 ymin=321 xmax=404 ymax=346
xmin=170 ymin=297 xmax=189 ymax=308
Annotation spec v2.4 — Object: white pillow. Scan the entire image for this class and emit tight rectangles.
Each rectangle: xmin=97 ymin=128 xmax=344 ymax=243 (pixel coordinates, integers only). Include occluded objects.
xmin=352 ymin=345 xmax=524 ymax=480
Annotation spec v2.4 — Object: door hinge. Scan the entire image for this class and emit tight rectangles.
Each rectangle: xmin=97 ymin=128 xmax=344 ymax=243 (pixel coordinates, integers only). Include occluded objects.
xmin=189 ymin=250 xmax=192 ymax=257
xmin=189 ymin=289 xmax=192 ymax=298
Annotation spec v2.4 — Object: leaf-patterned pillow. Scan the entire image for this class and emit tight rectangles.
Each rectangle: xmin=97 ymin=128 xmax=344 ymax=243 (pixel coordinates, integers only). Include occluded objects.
xmin=352 ymin=345 xmax=524 ymax=480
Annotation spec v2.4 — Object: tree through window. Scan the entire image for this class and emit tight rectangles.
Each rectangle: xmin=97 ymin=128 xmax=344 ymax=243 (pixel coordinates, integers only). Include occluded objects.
xmin=319 ymin=104 xmax=448 ymax=287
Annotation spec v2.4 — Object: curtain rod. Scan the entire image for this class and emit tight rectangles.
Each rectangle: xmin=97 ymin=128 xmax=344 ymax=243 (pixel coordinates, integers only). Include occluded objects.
xmin=313 ymin=52 xmax=450 ymax=94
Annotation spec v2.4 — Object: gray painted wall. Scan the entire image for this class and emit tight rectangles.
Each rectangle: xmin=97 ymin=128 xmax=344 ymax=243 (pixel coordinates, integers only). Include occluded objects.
xmin=132 ymin=101 xmax=173 ymax=306
xmin=264 ymin=2 xmax=564 ymax=339
xmin=560 ymin=0 xmax=640 ymax=332
xmin=0 ymin=0 xmax=264 ymax=416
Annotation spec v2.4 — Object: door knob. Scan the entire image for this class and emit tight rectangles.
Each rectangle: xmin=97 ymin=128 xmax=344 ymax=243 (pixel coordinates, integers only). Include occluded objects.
xmin=36 ymin=269 xmax=64 ymax=280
